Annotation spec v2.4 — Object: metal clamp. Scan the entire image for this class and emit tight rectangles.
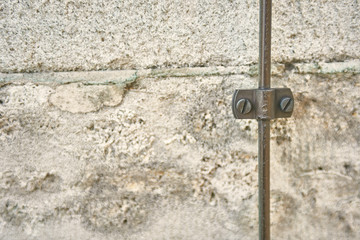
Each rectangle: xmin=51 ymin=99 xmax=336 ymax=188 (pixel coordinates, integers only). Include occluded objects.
xmin=232 ymin=88 xmax=294 ymax=120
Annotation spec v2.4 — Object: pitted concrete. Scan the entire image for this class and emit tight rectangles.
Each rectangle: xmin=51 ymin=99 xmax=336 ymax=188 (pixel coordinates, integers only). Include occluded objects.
xmin=1 ymin=66 xmax=360 ymax=239
xmin=1 ymin=0 xmax=360 ymax=239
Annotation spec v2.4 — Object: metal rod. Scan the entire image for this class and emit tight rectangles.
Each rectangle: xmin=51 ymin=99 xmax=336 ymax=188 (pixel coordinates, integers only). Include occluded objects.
xmin=258 ymin=0 xmax=272 ymax=239
xmin=258 ymin=120 xmax=271 ymax=239
xmin=259 ymin=0 xmax=272 ymax=89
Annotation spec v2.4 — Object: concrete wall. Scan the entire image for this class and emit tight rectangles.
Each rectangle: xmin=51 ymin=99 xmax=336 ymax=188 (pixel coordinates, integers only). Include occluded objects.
xmin=1 ymin=0 xmax=360 ymax=72
xmin=1 ymin=1 xmax=360 ymax=239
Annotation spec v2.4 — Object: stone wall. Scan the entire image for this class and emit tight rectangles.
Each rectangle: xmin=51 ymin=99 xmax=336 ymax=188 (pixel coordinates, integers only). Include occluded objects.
xmin=1 ymin=0 xmax=360 ymax=72
xmin=1 ymin=1 xmax=360 ymax=239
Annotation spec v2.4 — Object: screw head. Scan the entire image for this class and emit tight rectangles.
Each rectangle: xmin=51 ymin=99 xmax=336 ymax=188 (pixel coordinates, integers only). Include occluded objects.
xmin=236 ymin=98 xmax=252 ymax=114
xmin=280 ymin=97 xmax=294 ymax=113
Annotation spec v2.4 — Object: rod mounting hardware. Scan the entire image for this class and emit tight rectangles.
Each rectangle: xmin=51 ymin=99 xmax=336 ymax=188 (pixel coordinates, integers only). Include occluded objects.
xmin=232 ymin=88 xmax=294 ymax=120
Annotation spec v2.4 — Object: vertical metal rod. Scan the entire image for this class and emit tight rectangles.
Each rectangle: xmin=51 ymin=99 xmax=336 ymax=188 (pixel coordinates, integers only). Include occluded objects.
xmin=259 ymin=0 xmax=272 ymax=89
xmin=258 ymin=0 xmax=272 ymax=239
xmin=258 ymin=120 xmax=271 ymax=239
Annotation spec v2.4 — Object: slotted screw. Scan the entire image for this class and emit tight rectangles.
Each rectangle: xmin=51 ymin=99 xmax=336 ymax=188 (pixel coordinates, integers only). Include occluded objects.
xmin=280 ymin=97 xmax=294 ymax=113
xmin=236 ymin=98 xmax=252 ymax=114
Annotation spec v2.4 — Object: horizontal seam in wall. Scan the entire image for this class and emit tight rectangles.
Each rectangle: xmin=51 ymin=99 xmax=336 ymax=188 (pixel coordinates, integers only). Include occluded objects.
xmin=0 ymin=60 xmax=359 ymax=86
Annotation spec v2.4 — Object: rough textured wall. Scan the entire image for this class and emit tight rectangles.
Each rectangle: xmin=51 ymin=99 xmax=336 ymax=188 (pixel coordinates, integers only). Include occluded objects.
xmin=1 ymin=1 xmax=360 ymax=240
xmin=1 ymin=0 xmax=360 ymax=72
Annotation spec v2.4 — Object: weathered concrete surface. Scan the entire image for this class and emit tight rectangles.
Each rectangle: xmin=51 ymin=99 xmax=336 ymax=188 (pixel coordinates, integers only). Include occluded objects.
xmin=1 ymin=0 xmax=360 ymax=72
xmin=1 ymin=0 xmax=360 ymax=239
xmin=0 ymin=64 xmax=359 ymax=239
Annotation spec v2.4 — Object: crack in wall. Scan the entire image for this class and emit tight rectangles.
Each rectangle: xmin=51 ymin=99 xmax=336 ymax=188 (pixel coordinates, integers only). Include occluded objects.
xmin=0 ymin=60 xmax=359 ymax=86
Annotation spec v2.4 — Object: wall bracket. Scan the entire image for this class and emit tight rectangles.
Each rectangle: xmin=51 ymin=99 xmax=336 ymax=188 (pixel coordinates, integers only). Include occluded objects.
xmin=232 ymin=88 xmax=294 ymax=120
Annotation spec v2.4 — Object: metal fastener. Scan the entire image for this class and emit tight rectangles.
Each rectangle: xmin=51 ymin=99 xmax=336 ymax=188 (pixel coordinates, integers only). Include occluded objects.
xmin=280 ymin=97 xmax=294 ymax=113
xmin=236 ymin=98 xmax=252 ymax=114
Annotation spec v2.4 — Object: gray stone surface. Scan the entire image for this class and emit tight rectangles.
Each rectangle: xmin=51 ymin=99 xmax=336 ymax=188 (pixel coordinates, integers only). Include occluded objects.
xmin=1 ymin=0 xmax=360 ymax=72
xmin=0 ymin=65 xmax=359 ymax=239
xmin=1 ymin=0 xmax=360 ymax=239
